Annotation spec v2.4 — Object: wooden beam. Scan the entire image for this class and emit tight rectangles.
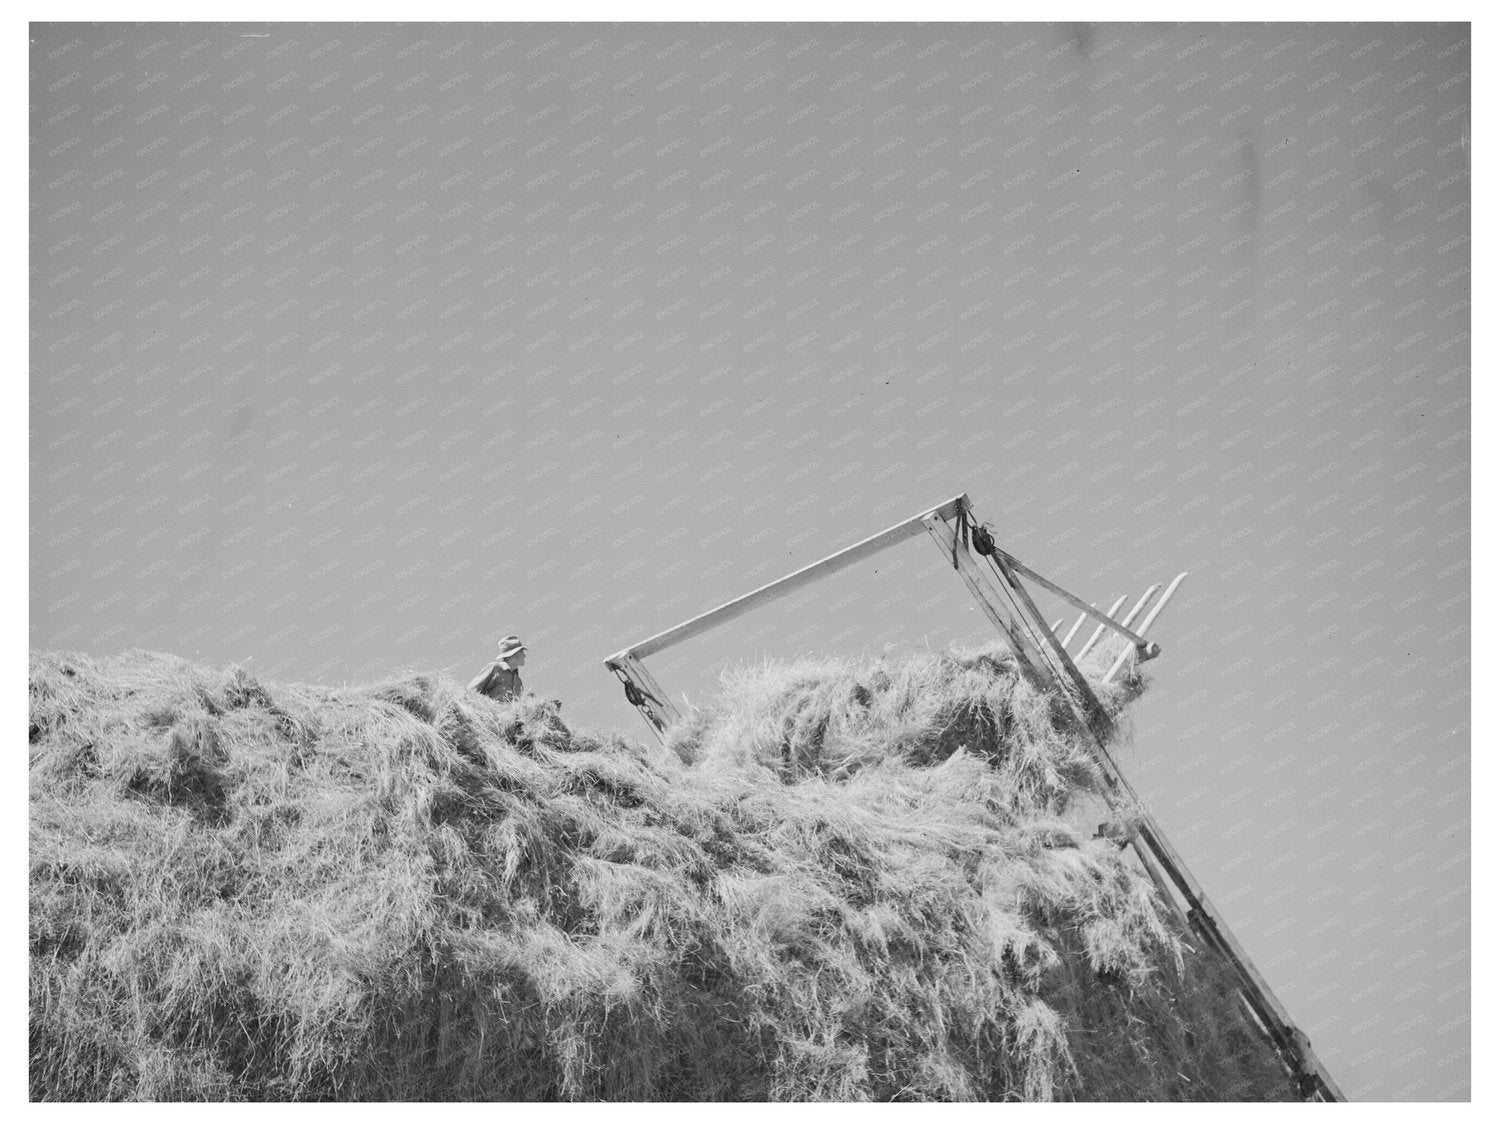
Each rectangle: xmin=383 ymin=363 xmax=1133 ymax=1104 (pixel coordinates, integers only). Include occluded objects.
xmin=606 ymin=494 xmax=968 ymax=663
xmin=993 ymin=547 xmax=1159 ymax=657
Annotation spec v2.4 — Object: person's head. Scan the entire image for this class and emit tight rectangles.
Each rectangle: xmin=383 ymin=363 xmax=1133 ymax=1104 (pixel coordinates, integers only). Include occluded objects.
xmin=496 ymin=634 xmax=528 ymax=668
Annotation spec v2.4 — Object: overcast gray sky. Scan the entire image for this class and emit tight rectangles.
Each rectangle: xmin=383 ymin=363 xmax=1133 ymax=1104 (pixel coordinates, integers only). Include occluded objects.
xmin=29 ymin=21 xmax=1469 ymax=1099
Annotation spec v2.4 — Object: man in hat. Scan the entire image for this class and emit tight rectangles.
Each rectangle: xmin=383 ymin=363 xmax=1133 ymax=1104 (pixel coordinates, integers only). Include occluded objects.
xmin=469 ymin=635 xmax=528 ymax=702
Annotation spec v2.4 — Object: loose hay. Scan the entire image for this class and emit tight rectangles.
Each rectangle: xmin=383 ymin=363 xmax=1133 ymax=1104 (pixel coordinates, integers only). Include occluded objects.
xmin=29 ymin=646 xmax=1295 ymax=1101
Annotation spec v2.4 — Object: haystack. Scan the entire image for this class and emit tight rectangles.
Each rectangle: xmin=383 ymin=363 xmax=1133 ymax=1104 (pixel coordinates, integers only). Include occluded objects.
xmin=29 ymin=646 xmax=1296 ymax=1101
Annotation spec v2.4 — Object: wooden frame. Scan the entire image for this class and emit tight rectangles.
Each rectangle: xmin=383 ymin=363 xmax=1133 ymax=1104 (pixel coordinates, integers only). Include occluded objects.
xmin=601 ymin=491 xmax=1342 ymax=1101
xmin=604 ymin=494 xmax=967 ymax=733
xmin=604 ymin=491 xmax=1189 ymax=733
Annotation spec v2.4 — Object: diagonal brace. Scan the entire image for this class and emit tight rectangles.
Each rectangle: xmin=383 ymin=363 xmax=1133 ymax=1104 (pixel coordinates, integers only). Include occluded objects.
xmin=990 ymin=546 xmax=1160 ymax=660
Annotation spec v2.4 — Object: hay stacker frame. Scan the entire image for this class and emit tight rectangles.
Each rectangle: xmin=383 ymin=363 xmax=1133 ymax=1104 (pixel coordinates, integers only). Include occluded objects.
xmin=604 ymin=492 xmax=1344 ymax=1102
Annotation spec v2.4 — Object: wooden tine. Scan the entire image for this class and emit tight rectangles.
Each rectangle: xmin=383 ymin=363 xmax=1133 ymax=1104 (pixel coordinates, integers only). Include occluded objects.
xmin=1075 ymin=594 xmax=1131 ymax=661
xmin=1061 ymin=606 xmax=1093 ymax=650
xmin=1050 ymin=617 xmax=1065 ymax=635
xmin=1087 ymin=585 xmax=1158 ymax=663
xmin=1104 ymin=572 xmax=1188 ymax=684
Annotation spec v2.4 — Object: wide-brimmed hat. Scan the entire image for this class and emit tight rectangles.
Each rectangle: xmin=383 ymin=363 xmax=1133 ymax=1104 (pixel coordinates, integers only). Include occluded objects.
xmin=496 ymin=635 xmax=527 ymax=658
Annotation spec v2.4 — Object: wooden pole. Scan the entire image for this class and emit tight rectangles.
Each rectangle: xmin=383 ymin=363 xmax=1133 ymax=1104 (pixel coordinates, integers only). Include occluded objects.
xmin=1078 ymin=589 xmax=1153 ymax=662
xmin=1061 ymin=607 xmax=1092 ymax=650
xmin=607 ymin=495 xmax=967 ymax=664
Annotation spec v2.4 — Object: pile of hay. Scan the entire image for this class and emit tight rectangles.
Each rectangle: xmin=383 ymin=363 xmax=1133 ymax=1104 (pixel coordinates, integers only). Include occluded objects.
xmin=29 ymin=646 xmax=1296 ymax=1101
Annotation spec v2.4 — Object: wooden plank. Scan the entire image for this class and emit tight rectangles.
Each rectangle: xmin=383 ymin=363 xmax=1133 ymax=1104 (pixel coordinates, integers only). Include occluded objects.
xmin=1125 ymin=831 xmax=1192 ymax=930
xmin=920 ymin=513 xmax=1051 ymax=689
xmin=1075 ymin=593 xmax=1134 ymax=661
xmin=1104 ymin=572 xmax=1188 ymax=684
xmin=607 ymin=494 xmax=968 ymax=663
xmin=993 ymin=547 xmax=1158 ymax=656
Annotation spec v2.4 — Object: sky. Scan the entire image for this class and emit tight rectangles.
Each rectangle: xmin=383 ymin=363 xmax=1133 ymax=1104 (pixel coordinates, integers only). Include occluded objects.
xmin=28 ymin=20 xmax=1470 ymax=1100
